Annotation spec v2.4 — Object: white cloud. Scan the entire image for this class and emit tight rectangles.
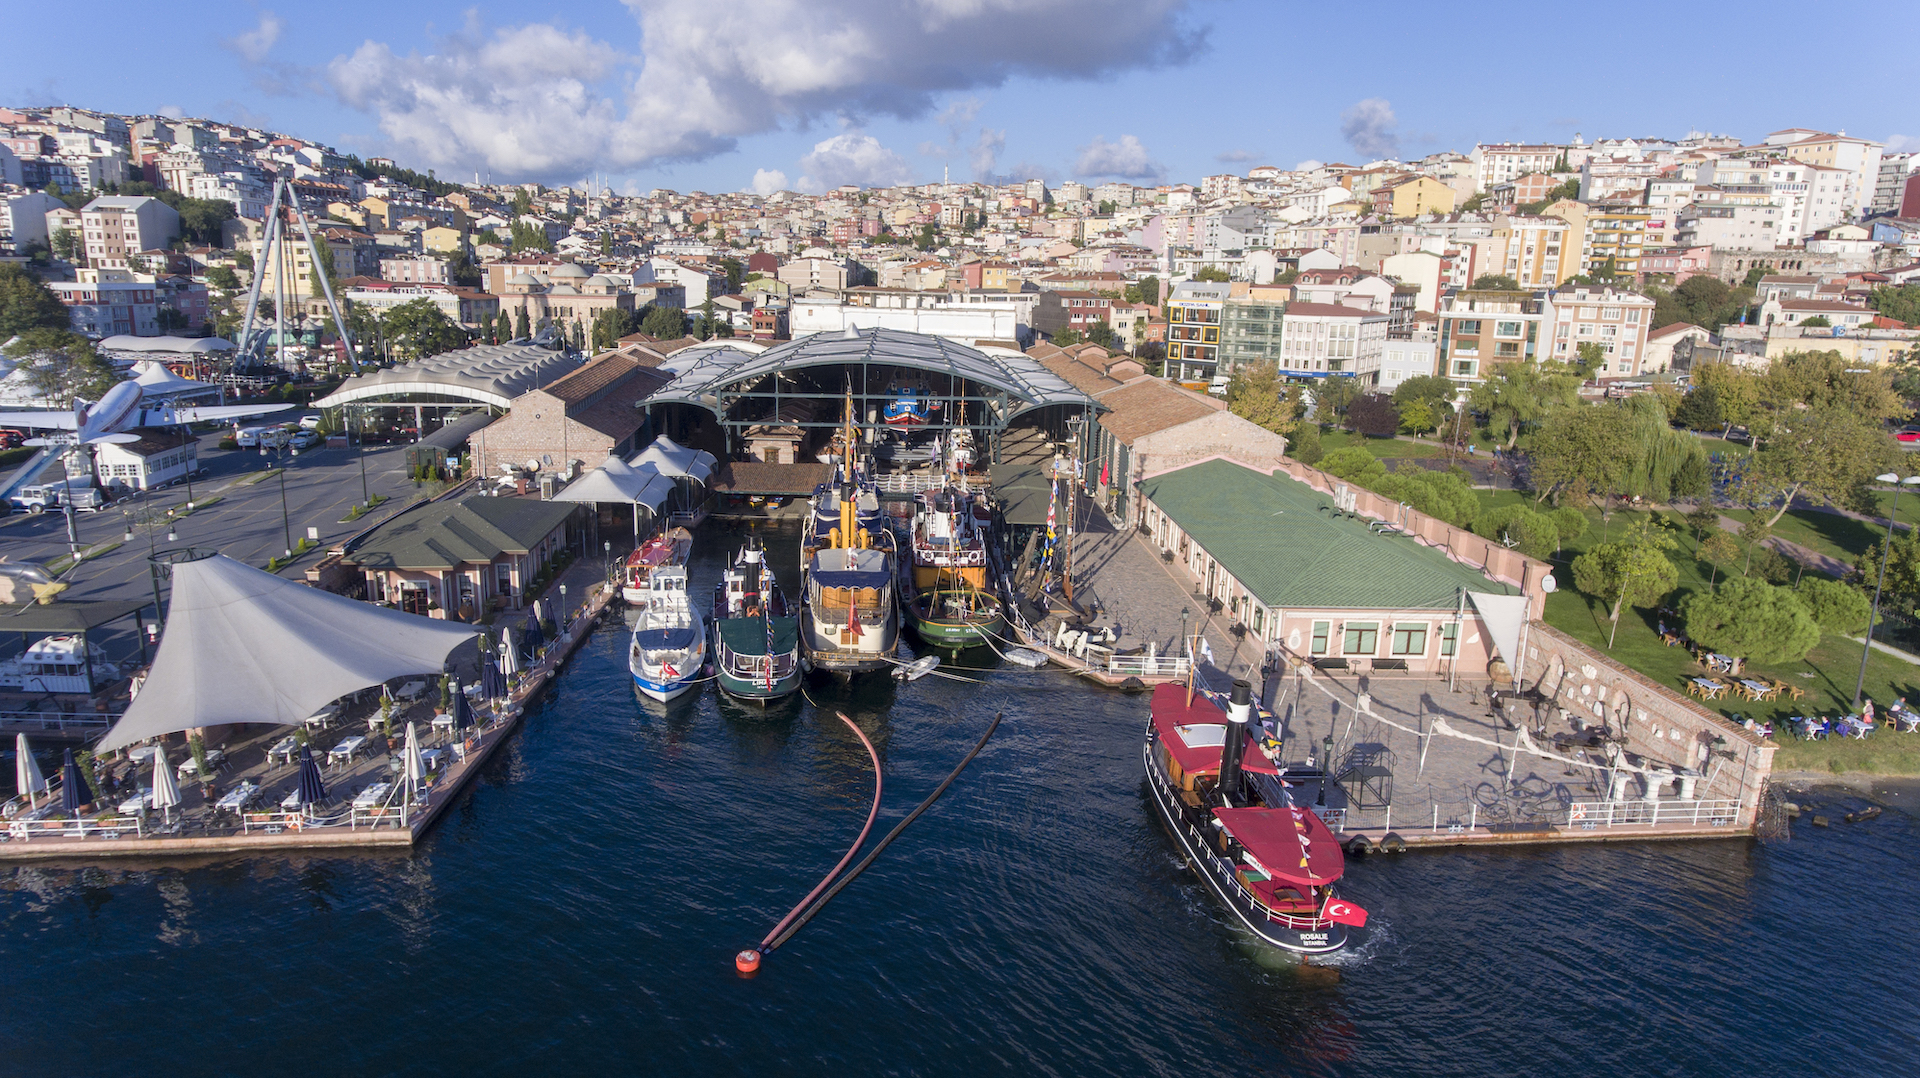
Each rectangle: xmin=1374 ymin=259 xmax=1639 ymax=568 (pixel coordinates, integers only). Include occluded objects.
xmin=158 ymin=105 xmax=186 ymax=120
xmin=226 ymin=10 xmax=285 ymax=64
xmin=322 ymin=1 xmax=1201 ymax=182
xmin=1075 ymin=134 xmax=1163 ymax=179
xmin=749 ymin=168 xmax=790 ymax=196
xmin=969 ymin=128 xmax=1006 ymax=178
xmin=1341 ymin=98 xmax=1401 ymax=161
xmin=1215 ymin=148 xmax=1259 ymax=163
xmin=796 ymin=133 xmax=915 ymax=191
xmin=1885 ymin=134 xmax=1920 ymax=153
xmin=1293 ymin=159 xmax=1324 ymax=172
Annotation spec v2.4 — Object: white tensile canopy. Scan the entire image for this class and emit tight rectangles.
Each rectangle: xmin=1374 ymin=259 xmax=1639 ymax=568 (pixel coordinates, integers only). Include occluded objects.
xmin=629 ymin=436 xmax=716 ymax=484
xmin=97 ymin=555 xmax=475 ymax=752
xmin=128 ymin=360 xmax=217 ymax=399
xmin=552 ymin=456 xmax=677 ymax=513
xmin=1466 ymin=591 xmax=1530 ymax=669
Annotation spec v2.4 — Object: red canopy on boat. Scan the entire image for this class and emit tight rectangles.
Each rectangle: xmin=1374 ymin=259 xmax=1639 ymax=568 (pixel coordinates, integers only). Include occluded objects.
xmin=1212 ymin=805 xmax=1345 ymax=891
xmin=1149 ymin=682 xmax=1277 ymax=776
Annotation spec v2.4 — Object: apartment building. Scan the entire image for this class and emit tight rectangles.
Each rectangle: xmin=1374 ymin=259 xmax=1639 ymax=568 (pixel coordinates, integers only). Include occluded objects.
xmin=1436 ymin=289 xmax=1550 ymax=385
xmin=1164 ymin=280 xmax=1230 ymax=384
xmin=1033 ymin=290 xmax=1113 ymax=340
xmin=1872 ymin=153 xmax=1918 ymax=214
xmin=379 ymin=256 xmax=451 ymax=284
xmin=47 ymin=280 xmax=160 ymax=337
xmin=1544 ymin=287 xmax=1655 ymax=376
xmin=1766 ymin=130 xmax=1882 ymax=215
xmin=81 ymin=196 xmax=179 ymax=271
xmin=1675 ymin=202 xmax=1780 ymax=251
xmin=1218 ymin=295 xmax=1287 ymax=374
xmin=1278 ymin=303 xmax=1389 ymax=380
xmin=1490 ymin=215 xmax=1571 ymax=288
xmin=1378 ymin=339 xmax=1439 ymax=391
xmin=1470 ymin=144 xmax=1571 ymax=191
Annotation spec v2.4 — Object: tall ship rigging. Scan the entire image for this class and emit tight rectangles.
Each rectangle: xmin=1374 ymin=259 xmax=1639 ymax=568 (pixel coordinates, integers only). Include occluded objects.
xmin=710 ymin=537 xmax=804 ymax=702
xmin=800 ymin=402 xmax=900 ymax=675
xmin=1143 ymin=680 xmax=1366 ymax=957
xmin=901 ymin=484 xmax=1005 ymax=648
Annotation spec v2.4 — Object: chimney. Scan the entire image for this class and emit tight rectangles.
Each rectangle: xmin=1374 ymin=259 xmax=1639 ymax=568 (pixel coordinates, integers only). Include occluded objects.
xmin=1218 ymin=679 xmax=1252 ymax=804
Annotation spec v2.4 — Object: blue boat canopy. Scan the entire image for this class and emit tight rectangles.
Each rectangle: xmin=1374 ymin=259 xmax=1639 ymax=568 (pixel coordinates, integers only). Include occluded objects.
xmin=634 ymin=626 xmax=699 ymax=650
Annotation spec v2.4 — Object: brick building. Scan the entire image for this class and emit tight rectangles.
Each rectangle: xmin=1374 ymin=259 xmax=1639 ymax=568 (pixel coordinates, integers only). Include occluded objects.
xmin=472 ymin=352 xmax=673 ymax=480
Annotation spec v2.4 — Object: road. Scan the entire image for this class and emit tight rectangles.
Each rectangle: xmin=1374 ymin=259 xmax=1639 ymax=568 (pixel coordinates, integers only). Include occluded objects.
xmin=3 ymin=433 xmax=427 ymax=659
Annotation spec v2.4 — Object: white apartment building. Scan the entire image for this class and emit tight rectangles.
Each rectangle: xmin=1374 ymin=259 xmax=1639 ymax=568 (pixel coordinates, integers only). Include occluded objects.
xmin=1765 ymin=131 xmax=1882 ymax=216
xmin=1491 ymin=215 xmax=1570 ymax=288
xmin=1545 ymin=287 xmax=1655 ymax=377
xmin=80 ymin=196 xmax=179 ymax=271
xmin=379 ymin=257 xmax=451 ymax=284
xmin=1470 ymin=144 xmax=1569 ymax=192
xmin=1675 ymin=202 xmax=1780 ymax=251
xmin=184 ymin=170 xmax=270 ymax=219
xmin=1377 ymin=339 xmax=1438 ymax=390
xmin=1873 ymin=153 xmax=1918 ymax=214
xmin=1278 ymin=302 xmax=1389 ymax=380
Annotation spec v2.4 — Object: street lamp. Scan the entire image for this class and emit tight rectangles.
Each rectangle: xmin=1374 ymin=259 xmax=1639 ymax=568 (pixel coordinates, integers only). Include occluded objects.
xmin=1855 ymin=472 xmax=1920 ymax=707
xmin=262 ymin=440 xmax=299 ymax=558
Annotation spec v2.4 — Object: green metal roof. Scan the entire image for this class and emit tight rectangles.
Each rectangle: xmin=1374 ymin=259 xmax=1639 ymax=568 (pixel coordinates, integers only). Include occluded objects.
xmin=1137 ymin=459 xmax=1513 ymax=610
xmin=715 ymin=614 xmax=799 ymax=656
xmin=348 ymin=497 xmax=580 ymax=571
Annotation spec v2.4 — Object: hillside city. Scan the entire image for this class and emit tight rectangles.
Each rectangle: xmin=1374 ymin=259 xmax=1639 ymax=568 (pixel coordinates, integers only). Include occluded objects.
xmin=3 ymin=103 xmax=1918 ymax=405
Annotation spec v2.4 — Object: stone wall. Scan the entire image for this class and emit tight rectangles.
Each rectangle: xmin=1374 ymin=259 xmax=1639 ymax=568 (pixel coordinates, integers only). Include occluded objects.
xmin=1525 ymin=623 xmax=1774 ymax=827
xmin=473 ymin=389 xmax=620 ymax=481
xmin=1270 ymin=457 xmax=1555 ymax=618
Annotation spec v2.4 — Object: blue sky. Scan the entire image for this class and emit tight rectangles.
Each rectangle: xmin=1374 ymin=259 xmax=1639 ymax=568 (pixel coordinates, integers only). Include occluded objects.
xmin=10 ymin=1 xmax=1918 ymax=194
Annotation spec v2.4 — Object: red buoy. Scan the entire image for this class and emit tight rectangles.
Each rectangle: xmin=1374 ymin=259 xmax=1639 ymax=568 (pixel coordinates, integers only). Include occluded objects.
xmin=735 ymin=949 xmax=762 ymax=974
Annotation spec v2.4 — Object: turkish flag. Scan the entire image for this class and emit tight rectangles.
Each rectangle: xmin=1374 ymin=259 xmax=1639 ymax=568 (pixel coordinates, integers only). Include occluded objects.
xmin=1323 ymin=898 xmax=1369 ymax=928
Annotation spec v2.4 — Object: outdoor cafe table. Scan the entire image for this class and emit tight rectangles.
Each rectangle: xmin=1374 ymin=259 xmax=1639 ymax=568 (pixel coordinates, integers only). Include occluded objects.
xmin=328 ymin=736 xmax=369 ymax=767
xmin=267 ymin=736 xmax=299 ymax=768
xmin=302 ymin=705 xmax=338 ymax=731
xmin=117 ymin=789 xmax=154 ymax=815
xmin=216 ymin=782 xmax=260 ymax=814
xmin=1739 ymin=679 xmax=1774 ymax=699
xmin=394 ymin=680 xmax=427 ymax=701
xmin=420 ymin=747 xmax=447 ymax=773
xmin=127 ymin=745 xmax=160 ymax=765
xmin=1690 ymin=678 xmax=1726 ymax=700
xmin=353 ymin=782 xmax=393 ymax=809
xmin=281 ymin=788 xmax=306 ymax=811
xmin=177 ymin=748 xmax=228 ymax=779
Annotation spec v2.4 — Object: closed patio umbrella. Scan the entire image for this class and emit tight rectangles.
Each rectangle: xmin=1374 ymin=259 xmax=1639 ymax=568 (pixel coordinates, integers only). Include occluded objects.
xmin=404 ymin=721 xmax=425 ymax=801
xmin=498 ymin=629 xmax=519 ymax=678
xmin=150 ymin=744 xmax=180 ymax=823
xmin=480 ymin=655 xmax=505 ymax=702
xmin=295 ymin=744 xmax=330 ymax=808
xmin=15 ymin=733 xmax=47 ymax=807
xmin=452 ymin=682 xmax=475 ymax=733
xmin=522 ymin=608 xmax=544 ymax=653
xmin=59 ymin=748 xmax=87 ymax=816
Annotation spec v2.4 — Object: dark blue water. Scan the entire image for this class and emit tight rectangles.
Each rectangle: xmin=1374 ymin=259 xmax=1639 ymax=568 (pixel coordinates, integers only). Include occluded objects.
xmin=4 ymin=524 xmax=1917 ymax=1076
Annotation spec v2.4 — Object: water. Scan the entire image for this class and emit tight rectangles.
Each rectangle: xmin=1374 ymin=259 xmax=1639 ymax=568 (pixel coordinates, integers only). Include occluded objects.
xmin=5 ymin=523 xmax=1917 ymax=1076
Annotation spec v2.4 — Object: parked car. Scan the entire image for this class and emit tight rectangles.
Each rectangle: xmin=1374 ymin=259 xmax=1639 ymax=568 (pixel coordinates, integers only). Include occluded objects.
xmin=1897 ymin=426 xmax=1920 ymax=443
xmin=0 ymin=428 xmax=25 ymax=449
xmin=290 ymin=428 xmax=322 ymax=450
xmin=10 ymin=480 xmax=106 ymax=513
xmin=297 ymin=414 xmax=324 ymax=430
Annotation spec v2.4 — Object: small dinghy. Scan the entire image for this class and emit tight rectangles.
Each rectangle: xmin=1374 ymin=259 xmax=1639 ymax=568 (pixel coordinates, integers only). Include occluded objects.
xmin=894 ymin=655 xmax=941 ymax=681
xmin=1002 ymin=648 xmax=1048 ymax=669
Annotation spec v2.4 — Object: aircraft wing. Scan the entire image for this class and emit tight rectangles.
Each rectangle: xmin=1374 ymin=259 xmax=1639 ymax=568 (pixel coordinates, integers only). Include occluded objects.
xmin=172 ymin=403 xmax=296 ymax=424
xmin=0 ymin=411 xmax=80 ymax=431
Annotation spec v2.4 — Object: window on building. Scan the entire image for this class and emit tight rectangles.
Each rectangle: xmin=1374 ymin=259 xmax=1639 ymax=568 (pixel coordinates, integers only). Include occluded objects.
xmin=1441 ymin=622 xmax=1458 ymax=656
xmin=1496 ymin=321 xmax=1522 ymax=337
xmin=1456 ymin=319 xmax=1481 ymax=334
xmin=1342 ymin=621 xmax=1379 ymax=656
xmin=1391 ymin=623 xmax=1428 ymax=656
xmin=1495 ymin=342 xmax=1520 ymax=357
xmin=1310 ymin=620 xmax=1329 ymax=655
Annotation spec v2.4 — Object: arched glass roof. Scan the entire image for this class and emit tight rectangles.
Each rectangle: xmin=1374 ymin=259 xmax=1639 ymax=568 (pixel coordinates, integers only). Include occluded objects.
xmin=314 ymin=342 xmax=580 ymax=409
xmin=651 ymin=327 xmax=1094 ymax=425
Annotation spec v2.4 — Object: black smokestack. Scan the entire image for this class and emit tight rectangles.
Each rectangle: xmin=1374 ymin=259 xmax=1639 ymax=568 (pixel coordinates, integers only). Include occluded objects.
xmin=1219 ymin=678 xmax=1252 ymax=804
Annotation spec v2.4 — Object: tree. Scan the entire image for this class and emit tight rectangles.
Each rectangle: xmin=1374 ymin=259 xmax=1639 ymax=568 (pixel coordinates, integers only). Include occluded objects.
xmin=1084 ymin=322 xmax=1115 ymax=348
xmin=1345 ymin=393 xmax=1400 ymax=437
xmin=1319 ymin=447 xmax=1480 ymax=526
xmin=1398 ymin=398 xmax=1437 ymax=436
xmin=1288 ymin=422 xmax=1323 ymax=465
xmin=1549 ymin=506 xmax=1588 ymax=552
xmin=51 ymin=227 xmax=79 ymax=264
xmin=1737 ymin=517 xmax=1772 ymax=576
xmin=1700 ymin=531 xmax=1740 ymax=587
xmin=1469 ymin=274 xmax=1520 ymax=291
xmin=1467 ymin=360 xmax=1577 ymax=448
xmin=511 ymin=189 xmax=533 ymax=217
xmin=1671 ymin=384 xmax=1723 ymax=431
xmin=1193 ymin=267 xmax=1230 ymax=282
xmin=1762 ymin=349 xmax=1909 ymax=423
xmin=175 ymin=198 xmax=235 ymax=246
xmin=1798 ymin=315 xmax=1831 ymax=328
xmin=495 ymin=309 xmax=513 ymax=343
xmin=1053 ymin=327 xmax=1083 ymax=346
xmin=1571 ymin=518 xmax=1680 ymax=646
xmin=1528 ymin=404 xmax=1635 ymax=506
xmin=1393 ymin=374 xmax=1456 ymax=418
xmin=0 ymin=264 xmax=70 ymax=335
xmin=721 ymin=257 xmax=744 ymax=293
xmin=1573 ymin=341 xmax=1607 ymax=378
xmin=206 ymin=265 xmax=241 ymax=291
xmin=1474 ymin=504 xmax=1562 ymax=558
xmin=1620 ymin=393 xmax=1711 ymax=503
xmin=5 ymin=329 xmax=118 ymax=401
xmin=640 ymin=305 xmax=687 ymax=340
xmin=1313 ymin=375 xmax=1361 ymax=418
xmin=1868 ymin=284 xmax=1920 ymax=327
xmin=1097 ymin=199 xmax=1117 ymax=215
xmin=1795 ymin=577 xmax=1870 ymax=635
xmin=1743 ymin=406 xmax=1898 ymax=527
xmin=1692 ymin=360 xmax=1760 ymax=438
xmin=1136 ymin=276 xmax=1159 ymax=307
xmin=514 ymin=307 xmax=531 ymax=341
xmin=1684 ymin=504 xmax=1721 ymax=550
xmin=380 ymin=298 xmax=467 ymax=360
xmin=1225 ymin=361 xmax=1297 ymax=435
xmin=1680 ymin=577 xmax=1821 ymax=663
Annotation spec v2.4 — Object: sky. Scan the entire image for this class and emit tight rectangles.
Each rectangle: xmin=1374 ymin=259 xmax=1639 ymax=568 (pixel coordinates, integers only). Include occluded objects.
xmin=10 ymin=0 xmax=1919 ymax=195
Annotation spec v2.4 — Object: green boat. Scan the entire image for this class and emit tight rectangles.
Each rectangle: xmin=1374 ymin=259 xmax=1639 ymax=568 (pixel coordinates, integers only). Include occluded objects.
xmin=903 ymin=486 xmax=1006 ymax=648
xmin=710 ymin=540 xmax=805 ymax=702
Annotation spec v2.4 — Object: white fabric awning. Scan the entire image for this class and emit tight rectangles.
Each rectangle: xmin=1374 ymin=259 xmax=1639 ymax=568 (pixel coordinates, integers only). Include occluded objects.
xmin=1466 ymin=591 xmax=1530 ymax=669
xmin=97 ymin=555 xmax=475 ymax=751
xmin=552 ymin=457 xmax=677 ymax=512
xmin=629 ymin=436 xmax=715 ymax=484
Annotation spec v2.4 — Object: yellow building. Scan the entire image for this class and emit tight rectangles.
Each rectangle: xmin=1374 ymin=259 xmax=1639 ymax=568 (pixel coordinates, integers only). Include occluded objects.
xmin=1544 ymin=200 xmax=1650 ymax=278
xmin=422 ymin=226 xmax=465 ymax=254
xmin=1491 ymin=214 xmax=1574 ymax=287
xmin=1379 ymin=176 xmax=1458 ymax=218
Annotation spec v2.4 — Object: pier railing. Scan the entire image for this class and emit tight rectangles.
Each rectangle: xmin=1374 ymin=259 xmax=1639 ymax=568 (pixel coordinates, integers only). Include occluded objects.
xmin=1104 ymin=654 xmax=1193 ymax=680
xmin=1564 ymin=798 xmax=1739 ymax=829
xmin=351 ymin=782 xmax=416 ymax=830
xmin=7 ymin=814 xmax=145 ymax=841
xmin=0 ymin=711 xmax=115 ymax=734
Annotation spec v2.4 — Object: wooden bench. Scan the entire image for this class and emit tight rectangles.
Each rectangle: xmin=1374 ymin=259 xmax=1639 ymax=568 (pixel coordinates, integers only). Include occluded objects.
xmin=1373 ymin=658 xmax=1410 ymax=673
xmin=1312 ymin=657 xmax=1350 ymax=671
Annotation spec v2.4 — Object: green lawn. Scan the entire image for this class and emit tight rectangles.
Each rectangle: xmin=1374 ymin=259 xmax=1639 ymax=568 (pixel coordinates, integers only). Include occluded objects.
xmin=1867 ymin=487 xmax=1920 ymax=529
xmin=1720 ymin=506 xmax=1881 ymax=566
xmin=1504 ymin=501 xmax=1920 ymax=772
xmin=1318 ymin=429 xmax=1445 ymax=460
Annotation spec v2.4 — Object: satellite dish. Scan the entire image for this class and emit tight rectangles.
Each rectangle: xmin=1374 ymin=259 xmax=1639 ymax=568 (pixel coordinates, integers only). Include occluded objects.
xmin=1540 ymin=574 xmax=1557 ymax=593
